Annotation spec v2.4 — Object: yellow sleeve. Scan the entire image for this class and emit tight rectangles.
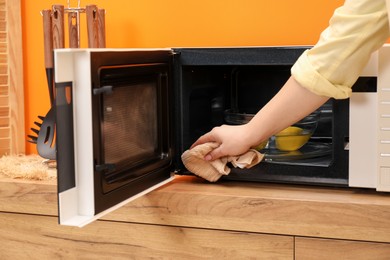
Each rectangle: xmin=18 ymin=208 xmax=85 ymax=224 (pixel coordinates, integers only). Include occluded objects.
xmin=291 ymin=0 xmax=389 ymax=99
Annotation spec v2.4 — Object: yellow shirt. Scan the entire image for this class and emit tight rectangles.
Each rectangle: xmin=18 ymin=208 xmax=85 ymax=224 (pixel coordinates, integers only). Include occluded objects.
xmin=291 ymin=0 xmax=390 ymax=99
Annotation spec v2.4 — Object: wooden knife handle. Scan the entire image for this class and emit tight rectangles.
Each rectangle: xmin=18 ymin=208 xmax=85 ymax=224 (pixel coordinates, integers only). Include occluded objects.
xmin=52 ymin=4 xmax=65 ymax=49
xmin=86 ymin=5 xmax=98 ymax=48
xmin=68 ymin=12 xmax=79 ymax=48
xmin=98 ymin=9 xmax=106 ymax=48
xmin=42 ymin=9 xmax=53 ymax=69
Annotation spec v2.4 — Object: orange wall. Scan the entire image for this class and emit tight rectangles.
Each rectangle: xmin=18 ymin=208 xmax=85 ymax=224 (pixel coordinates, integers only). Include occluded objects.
xmin=21 ymin=0 xmax=344 ymax=154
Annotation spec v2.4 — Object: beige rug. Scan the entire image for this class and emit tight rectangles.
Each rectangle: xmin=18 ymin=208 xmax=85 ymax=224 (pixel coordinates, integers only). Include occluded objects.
xmin=0 ymin=154 xmax=57 ymax=181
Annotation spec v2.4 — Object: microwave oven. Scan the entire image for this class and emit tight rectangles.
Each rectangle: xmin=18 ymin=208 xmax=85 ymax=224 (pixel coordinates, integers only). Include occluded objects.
xmin=53 ymin=45 xmax=390 ymax=227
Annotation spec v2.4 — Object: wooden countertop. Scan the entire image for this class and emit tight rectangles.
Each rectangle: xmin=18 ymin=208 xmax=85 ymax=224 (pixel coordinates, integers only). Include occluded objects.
xmin=0 ymin=175 xmax=389 ymax=243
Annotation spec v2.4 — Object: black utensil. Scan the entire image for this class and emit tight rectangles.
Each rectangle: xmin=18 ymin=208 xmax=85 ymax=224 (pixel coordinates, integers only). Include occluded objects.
xmin=28 ymin=6 xmax=64 ymax=160
xmin=37 ymin=108 xmax=56 ymax=159
xmin=27 ymin=10 xmax=53 ymax=146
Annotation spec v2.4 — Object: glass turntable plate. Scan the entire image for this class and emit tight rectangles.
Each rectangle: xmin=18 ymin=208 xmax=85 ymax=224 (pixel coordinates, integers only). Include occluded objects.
xmin=263 ymin=142 xmax=332 ymax=161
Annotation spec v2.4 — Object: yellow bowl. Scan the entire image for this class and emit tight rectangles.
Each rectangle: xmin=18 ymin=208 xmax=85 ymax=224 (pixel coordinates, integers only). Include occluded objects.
xmin=275 ymin=126 xmax=311 ymax=151
xmin=225 ymin=110 xmax=320 ymax=152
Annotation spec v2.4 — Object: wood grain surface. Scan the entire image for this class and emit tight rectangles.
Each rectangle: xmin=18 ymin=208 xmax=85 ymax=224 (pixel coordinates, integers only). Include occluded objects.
xmin=0 ymin=212 xmax=293 ymax=259
xmin=0 ymin=177 xmax=57 ymax=215
xmin=105 ymin=176 xmax=390 ymax=243
xmin=295 ymin=237 xmax=390 ymax=260
xmin=0 ymin=175 xmax=389 ymax=244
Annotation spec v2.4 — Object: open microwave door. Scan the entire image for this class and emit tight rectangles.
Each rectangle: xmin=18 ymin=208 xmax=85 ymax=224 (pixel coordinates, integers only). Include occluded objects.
xmin=54 ymin=49 xmax=175 ymax=227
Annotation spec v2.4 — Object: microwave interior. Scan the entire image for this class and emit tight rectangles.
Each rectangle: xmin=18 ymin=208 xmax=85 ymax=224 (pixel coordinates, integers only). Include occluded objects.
xmin=172 ymin=47 xmax=376 ymax=186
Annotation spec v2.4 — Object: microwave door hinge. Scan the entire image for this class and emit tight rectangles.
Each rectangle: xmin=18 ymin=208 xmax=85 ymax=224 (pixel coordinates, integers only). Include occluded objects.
xmin=93 ymin=85 xmax=113 ymax=95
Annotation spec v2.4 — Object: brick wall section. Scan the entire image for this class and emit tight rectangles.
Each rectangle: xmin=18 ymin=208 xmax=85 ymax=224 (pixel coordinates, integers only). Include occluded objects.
xmin=0 ymin=0 xmax=10 ymax=156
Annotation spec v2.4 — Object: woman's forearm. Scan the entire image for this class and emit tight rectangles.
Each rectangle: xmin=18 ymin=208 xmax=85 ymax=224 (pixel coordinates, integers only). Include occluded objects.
xmin=245 ymin=76 xmax=329 ymax=146
xmin=191 ymin=76 xmax=329 ymax=160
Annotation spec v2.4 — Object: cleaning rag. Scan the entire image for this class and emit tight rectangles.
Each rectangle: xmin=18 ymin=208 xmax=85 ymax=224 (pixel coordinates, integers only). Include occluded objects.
xmin=181 ymin=142 xmax=264 ymax=182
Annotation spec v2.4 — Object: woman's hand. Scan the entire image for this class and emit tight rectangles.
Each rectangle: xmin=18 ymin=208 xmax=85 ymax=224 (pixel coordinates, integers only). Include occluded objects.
xmin=190 ymin=124 xmax=260 ymax=161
